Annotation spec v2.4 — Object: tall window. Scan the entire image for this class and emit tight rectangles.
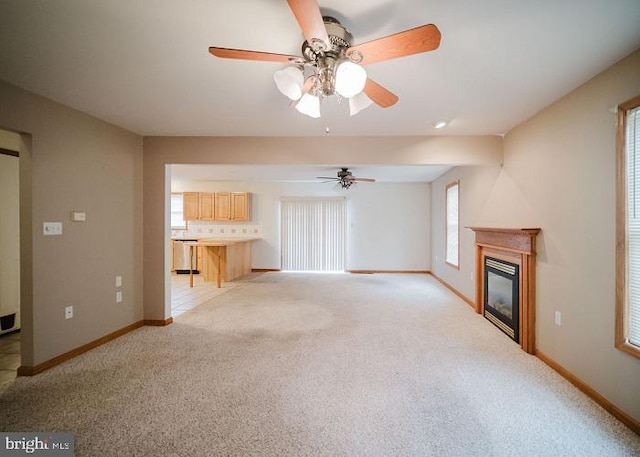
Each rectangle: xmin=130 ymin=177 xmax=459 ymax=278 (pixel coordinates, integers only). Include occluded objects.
xmin=617 ymin=94 xmax=640 ymax=358
xmin=170 ymin=193 xmax=187 ymax=230
xmin=281 ymin=197 xmax=346 ymax=272
xmin=446 ymin=181 xmax=459 ymax=268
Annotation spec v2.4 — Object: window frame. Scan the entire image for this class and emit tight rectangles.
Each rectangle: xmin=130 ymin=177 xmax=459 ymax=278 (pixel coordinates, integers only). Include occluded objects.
xmin=445 ymin=180 xmax=460 ymax=269
xmin=616 ymin=94 xmax=640 ymax=359
xmin=170 ymin=192 xmax=188 ymax=231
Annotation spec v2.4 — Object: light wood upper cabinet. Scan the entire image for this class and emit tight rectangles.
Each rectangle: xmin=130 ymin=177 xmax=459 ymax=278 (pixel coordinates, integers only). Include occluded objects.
xmin=182 ymin=192 xmax=200 ymax=220
xmin=214 ymin=192 xmax=249 ymax=221
xmin=214 ymin=192 xmax=232 ymax=221
xmin=199 ymin=193 xmax=215 ymax=220
xmin=182 ymin=191 xmax=250 ymax=221
xmin=231 ymin=192 xmax=249 ymax=221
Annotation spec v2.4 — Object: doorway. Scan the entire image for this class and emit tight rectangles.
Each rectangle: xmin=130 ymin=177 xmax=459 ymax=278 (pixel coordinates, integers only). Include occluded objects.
xmin=281 ymin=197 xmax=346 ymax=272
xmin=0 ymin=129 xmax=21 ymax=383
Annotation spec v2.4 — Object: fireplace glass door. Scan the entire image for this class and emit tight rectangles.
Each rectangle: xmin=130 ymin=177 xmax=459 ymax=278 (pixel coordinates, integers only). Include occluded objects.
xmin=484 ymin=257 xmax=519 ymax=342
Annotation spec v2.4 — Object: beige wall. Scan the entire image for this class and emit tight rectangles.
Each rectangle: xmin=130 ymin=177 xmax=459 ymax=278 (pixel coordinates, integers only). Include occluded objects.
xmin=144 ymin=136 xmax=502 ymax=320
xmin=0 ymin=80 xmax=143 ymax=366
xmin=431 ymin=49 xmax=640 ymax=422
xmin=172 ymin=179 xmax=431 ymax=271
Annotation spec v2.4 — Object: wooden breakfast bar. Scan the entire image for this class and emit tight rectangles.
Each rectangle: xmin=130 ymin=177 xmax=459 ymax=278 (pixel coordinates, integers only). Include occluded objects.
xmin=184 ymin=238 xmax=259 ymax=288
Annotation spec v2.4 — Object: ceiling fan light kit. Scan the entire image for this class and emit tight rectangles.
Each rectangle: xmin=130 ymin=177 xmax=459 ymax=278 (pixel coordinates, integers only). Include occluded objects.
xmin=295 ymin=92 xmax=321 ymax=118
xmin=209 ymin=0 xmax=441 ymax=119
xmin=334 ymin=60 xmax=367 ymax=98
xmin=273 ymin=66 xmax=305 ymax=100
xmin=348 ymin=90 xmax=374 ymax=116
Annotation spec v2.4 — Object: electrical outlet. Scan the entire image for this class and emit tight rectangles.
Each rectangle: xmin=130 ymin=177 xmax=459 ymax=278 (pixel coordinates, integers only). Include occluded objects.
xmin=115 ymin=276 xmax=122 ymax=288
xmin=116 ymin=291 xmax=122 ymax=303
xmin=65 ymin=305 xmax=73 ymax=320
xmin=555 ymin=311 xmax=562 ymax=326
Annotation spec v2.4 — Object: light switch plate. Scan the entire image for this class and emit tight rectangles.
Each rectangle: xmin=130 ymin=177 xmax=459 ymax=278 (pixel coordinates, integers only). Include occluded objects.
xmin=115 ymin=276 xmax=122 ymax=288
xmin=116 ymin=291 xmax=123 ymax=303
xmin=65 ymin=305 xmax=73 ymax=320
xmin=71 ymin=211 xmax=86 ymax=222
xmin=555 ymin=311 xmax=562 ymax=326
xmin=43 ymin=222 xmax=63 ymax=236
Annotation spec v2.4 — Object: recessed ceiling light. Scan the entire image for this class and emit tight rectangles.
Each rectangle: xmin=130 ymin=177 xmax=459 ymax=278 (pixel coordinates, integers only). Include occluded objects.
xmin=434 ymin=120 xmax=447 ymax=129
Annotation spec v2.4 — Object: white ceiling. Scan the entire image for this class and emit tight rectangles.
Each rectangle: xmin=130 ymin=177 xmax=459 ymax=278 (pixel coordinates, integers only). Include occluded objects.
xmin=171 ymin=164 xmax=452 ymax=183
xmin=1 ymin=1 xmax=639 ymax=182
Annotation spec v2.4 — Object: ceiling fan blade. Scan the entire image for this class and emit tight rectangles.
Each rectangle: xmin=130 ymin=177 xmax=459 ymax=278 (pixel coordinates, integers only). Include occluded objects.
xmin=363 ymin=78 xmax=399 ymax=108
xmin=346 ymin=24 xmax=441 ymax=65
xmin=317 ymin=177 xmax=340 ymax=180
xmin=353 ymin=178 xmax=376 ymax=182
xmin=287 ymin=0 xmax=329 ymax=47
xmin=209 ymin=47 xmax=299 ymax=63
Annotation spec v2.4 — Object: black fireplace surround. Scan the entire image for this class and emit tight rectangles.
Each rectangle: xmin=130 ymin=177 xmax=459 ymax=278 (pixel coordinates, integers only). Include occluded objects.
xmin=484 ymin=256 xmax=520 ymax=342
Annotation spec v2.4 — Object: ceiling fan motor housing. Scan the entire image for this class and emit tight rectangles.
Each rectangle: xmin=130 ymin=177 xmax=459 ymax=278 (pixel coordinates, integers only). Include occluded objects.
xmin=337 ymin=168 xmax=353 ymax=179
xmin=301 ymin=17 xmax=354 ymax=96
xmin=302 ymin=17 xmax=353 ymax=59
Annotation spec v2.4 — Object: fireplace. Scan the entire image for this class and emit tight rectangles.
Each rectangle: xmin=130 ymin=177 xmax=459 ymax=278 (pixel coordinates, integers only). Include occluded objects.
xmin=469 ymin=227 xmax=540 ymax=354
xmin=484 ymin=257 xmax=520 ymax=342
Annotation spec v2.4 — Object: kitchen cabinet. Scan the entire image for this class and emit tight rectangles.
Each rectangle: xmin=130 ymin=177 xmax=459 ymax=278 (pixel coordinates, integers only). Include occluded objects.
xmin=184 ymin=238 xmax=258 ymax=288
xmin=231 ymin=192 xmax=249 ymax=220
xmin=183 ymin=192 xmax=200 ymax=220
xmin=214 ymin=192 xmax=231 ymax=220
xmin=199 ymin=193 xmax=215 ymax=220
xmin=214 ymin=192 xmax=249 ymax=221
xmin=182 ymin=192 xmax=250 ymax=221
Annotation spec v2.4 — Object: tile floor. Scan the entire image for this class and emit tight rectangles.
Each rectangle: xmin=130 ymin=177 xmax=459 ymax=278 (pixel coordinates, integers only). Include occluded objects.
xmin=171 ymin=272 xmax=242 ymax=316
xmin=0 ymin=330 xmax=20 ymax=386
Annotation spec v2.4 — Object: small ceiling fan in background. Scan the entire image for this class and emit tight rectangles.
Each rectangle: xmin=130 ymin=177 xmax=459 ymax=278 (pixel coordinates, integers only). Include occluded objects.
xmin=317 ymin=168 xmax=375 ymax=189
xmin=208 ymin=0 xmax=441 ymax=118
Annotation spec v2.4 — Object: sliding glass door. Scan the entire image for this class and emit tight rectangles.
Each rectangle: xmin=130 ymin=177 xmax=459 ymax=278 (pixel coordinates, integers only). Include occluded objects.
xmin=281 ymin=197 xmax=346 ymax=272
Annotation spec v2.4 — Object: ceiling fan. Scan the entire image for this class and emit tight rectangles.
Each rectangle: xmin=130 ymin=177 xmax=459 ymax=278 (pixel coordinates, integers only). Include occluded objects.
xmin=317 ymin=168 xmax=375 ymax=189
xmin=208 ymin=0 xmax=441 ymax=118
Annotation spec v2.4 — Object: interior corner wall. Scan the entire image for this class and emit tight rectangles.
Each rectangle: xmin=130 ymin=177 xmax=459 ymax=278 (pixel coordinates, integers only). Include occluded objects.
xmin=0 ymin=79 xmax=144 ymax=366
xmin=430 ymin=164 xmax=503 ymax=300
xmin=431 ymin=49 xmax=640 ymax=423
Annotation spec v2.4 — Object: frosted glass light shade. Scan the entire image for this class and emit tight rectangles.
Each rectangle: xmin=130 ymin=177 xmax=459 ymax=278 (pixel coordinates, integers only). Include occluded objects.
xmin=295 ymin=93 xmax=321 ymax=118
xmin=335 ymin=61 xmax=367 ymax=98
xmin=349 ymin=90 xmax=373 ymax=116
xmin=274 ymin=66 xmax=304 ymax=100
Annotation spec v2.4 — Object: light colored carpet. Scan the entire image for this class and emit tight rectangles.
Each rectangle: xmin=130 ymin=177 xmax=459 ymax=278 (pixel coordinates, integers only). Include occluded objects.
xmin=0 ymin=272 xmax=639 ymax=456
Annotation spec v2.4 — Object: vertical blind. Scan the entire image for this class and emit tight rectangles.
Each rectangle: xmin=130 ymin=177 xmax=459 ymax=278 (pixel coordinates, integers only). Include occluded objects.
xmin=281 ymin=197 xmax=346 ymax=272
xmin=627 ymin=105 xmax=640 ymax=347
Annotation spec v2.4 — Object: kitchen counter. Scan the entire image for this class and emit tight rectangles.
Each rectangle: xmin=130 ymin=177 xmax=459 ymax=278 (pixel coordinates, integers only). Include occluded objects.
xmin=183 ymin=238 xmax=260 ymax=287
